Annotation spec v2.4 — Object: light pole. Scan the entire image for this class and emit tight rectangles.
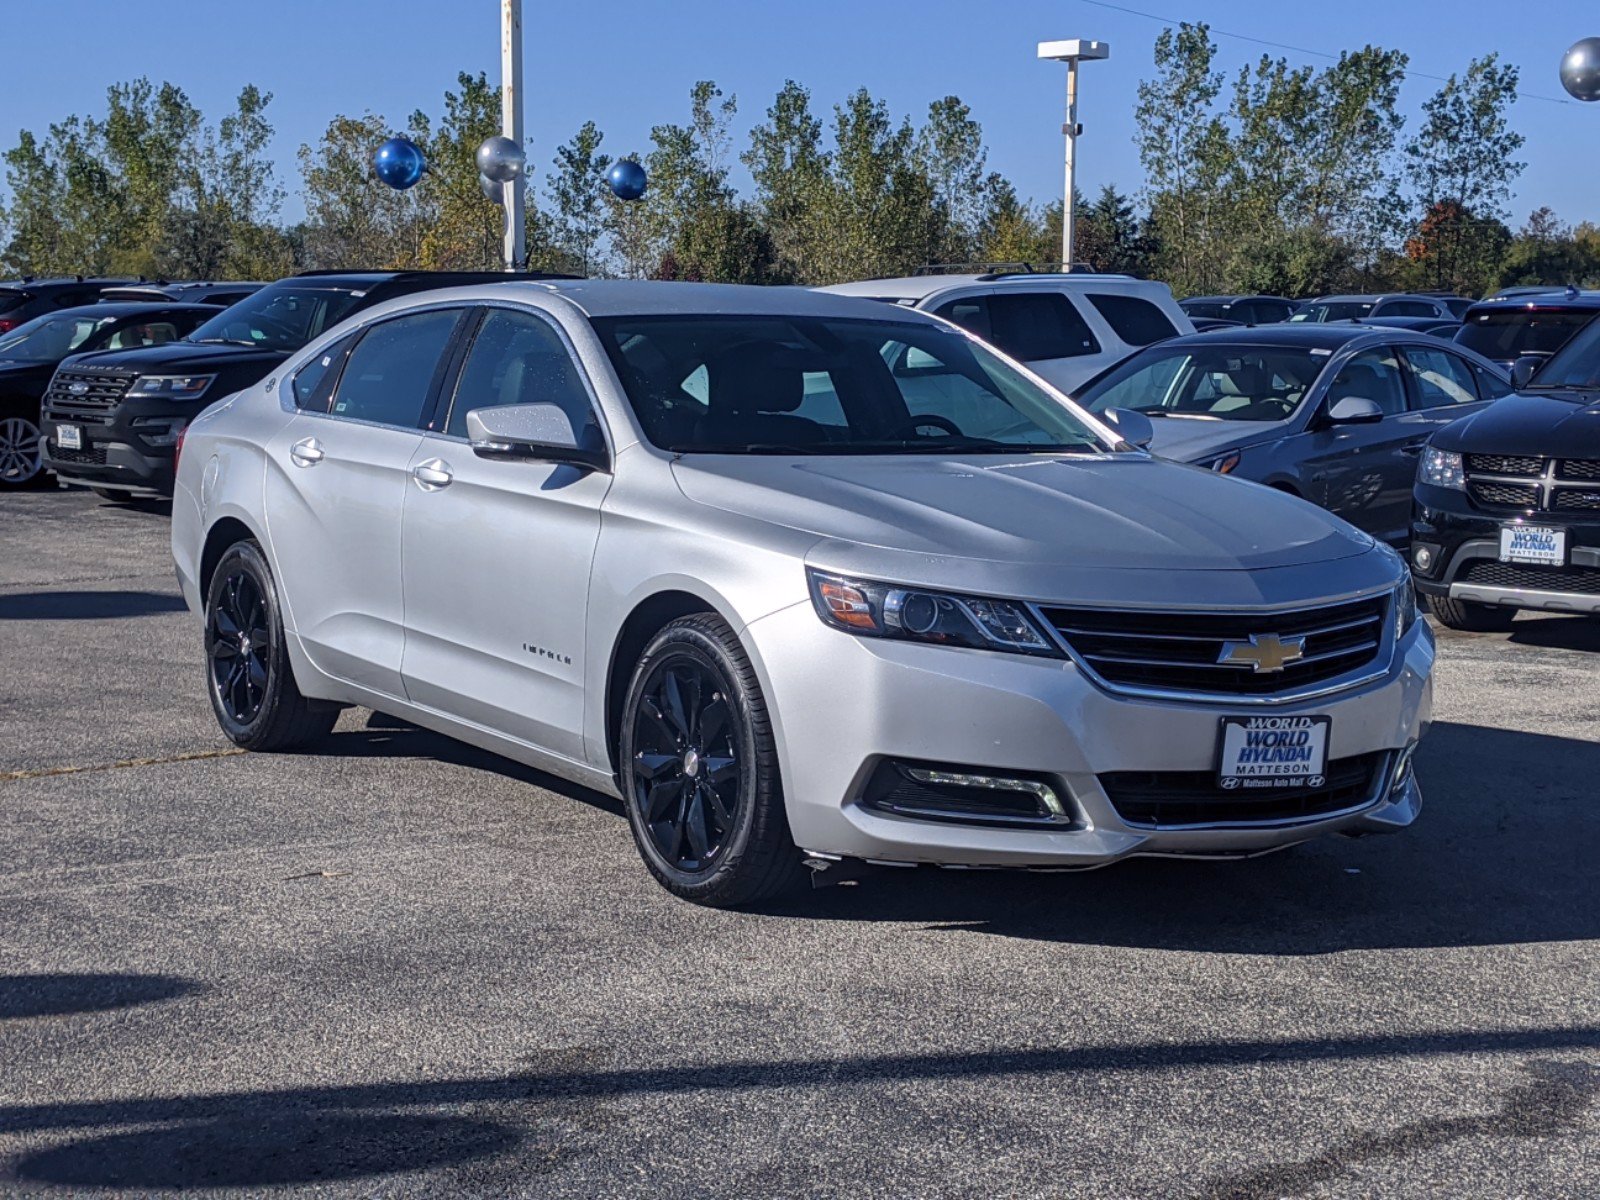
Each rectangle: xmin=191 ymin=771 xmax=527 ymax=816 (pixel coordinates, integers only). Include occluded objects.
xmin=1037 ymin=39 xmax=1109 ymax=269
xmin=501 ymin=0 xmax=525 ymax=269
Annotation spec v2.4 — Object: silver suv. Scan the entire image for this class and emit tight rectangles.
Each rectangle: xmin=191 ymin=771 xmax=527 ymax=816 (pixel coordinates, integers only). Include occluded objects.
xmin=172 ymin=281 xmax=1433 ymax=906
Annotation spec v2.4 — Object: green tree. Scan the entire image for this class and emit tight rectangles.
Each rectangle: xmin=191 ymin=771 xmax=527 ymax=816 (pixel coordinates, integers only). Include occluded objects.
xmin=298 ymin=111 xmax=429 ymax=269
xmin=545 ymin=120 xmax=612 ymax=274
xmin=743 ymin=80 xmax=831 ymax=282
xmin=917 ymin=96 xmax=988 ymax=261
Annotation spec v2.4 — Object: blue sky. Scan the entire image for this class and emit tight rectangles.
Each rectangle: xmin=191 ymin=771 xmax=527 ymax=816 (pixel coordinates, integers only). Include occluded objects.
xmin=1 ymin=0 xmax=1596 ymax=227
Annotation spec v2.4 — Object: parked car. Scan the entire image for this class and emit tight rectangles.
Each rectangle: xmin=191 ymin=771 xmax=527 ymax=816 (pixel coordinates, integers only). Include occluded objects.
xmin=816 ymin=270 xmax=1193 ymax=396
xmin=1452 ymin=290 xmax=1600 ymax=373
xmin=1179 ymin=294 xmax=1296 ymax=325
xmin=172 ymin=280 xmax=1432 ymax=906
xmin=0 ymin=276 xmax=140 ymax=335
xmin=1071 ymin=324 xmax=1512 ymax=546
xmin=1290 ymin=294 xmax=1463 ymax=324
xmin=1412 ymin=311 xmax=1600 ymax=629
xmin=1189 ymin=316 xmax=1245 ymax=332
xmin=0 ymin=303 xmax=215 ymax=489
xmin=39 ymin=269 xmax=571 ymax=500
xmin=1346 ymin=315 xmax=1462 ymax=340
xmin=97 ymin=281 xmax=267 ymax=307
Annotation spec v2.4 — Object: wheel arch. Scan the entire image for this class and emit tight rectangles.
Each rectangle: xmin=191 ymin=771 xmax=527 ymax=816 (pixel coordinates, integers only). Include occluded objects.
xmin=198 ymin=515 xmax=264 ymax=600
xmin=602 ymin=590 xmax=724 ymax=776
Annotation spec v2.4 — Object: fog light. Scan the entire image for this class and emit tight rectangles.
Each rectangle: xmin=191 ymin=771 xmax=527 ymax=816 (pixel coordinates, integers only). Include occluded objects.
xmin=1389 ymin=743 xmax=1418 ymax=794
xmin=1413 ymin=546 xmax=1433 ymax=571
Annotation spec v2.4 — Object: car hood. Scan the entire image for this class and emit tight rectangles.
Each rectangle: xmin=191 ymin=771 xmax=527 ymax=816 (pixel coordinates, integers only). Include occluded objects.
xmin=1142 ymin=416 xmax=1289 ymax=463
xmin=1433 ymin=391 xmax=1600 ymax=456
xmin=672 ymin=454 xmax=1379 ymax=604
xmin=63 ymin=341 xmax=289 ymax=376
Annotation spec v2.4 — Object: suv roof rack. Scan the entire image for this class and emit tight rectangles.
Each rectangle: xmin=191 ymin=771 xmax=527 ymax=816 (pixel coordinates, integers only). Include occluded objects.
xmin=292 ymin=268 xmax=581 ymax=282
xmin=912 ymin=261 xmax=1129 ymax=280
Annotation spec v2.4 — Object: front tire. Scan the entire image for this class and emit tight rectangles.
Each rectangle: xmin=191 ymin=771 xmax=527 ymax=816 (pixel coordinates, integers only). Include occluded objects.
xmin=618 ymin=613 xmax=804 ymax=906
xmin=0 ymin=407 xmax=48 ymax=490
xmin=204 ymin=541 xmax=337 ymax=751
xmin=1425 ymin=592 xmax=1517 ymax=632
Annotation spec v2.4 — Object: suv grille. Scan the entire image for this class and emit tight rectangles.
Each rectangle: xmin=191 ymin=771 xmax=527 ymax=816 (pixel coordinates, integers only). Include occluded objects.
xmin=1459 ymin=559 xmax=1600 ymax=595
xmin=1462 ymin=454 xmax=1600 ymax=513
xmin=1038 ymin=595 xmax=1389 ymax=698
xmin=44 ymin=369 xmax=136 ymax=424
xmin=1100 ymin=752 xmax=1387 ymax=828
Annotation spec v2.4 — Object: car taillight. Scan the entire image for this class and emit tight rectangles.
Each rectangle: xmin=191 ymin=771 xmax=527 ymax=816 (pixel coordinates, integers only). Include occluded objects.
xmin=0 ymin=318 xmax=18 ymax=334
xmin=174 ymin=424 xmax=187 ymax=472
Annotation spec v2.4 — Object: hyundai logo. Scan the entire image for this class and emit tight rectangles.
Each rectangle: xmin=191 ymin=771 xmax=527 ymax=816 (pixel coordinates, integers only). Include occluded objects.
xmin=1217 ymin=632 xmax=1306 ymax=673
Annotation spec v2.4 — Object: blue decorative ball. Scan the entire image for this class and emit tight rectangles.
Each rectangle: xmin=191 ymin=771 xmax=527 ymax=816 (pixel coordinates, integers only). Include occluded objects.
xmin=374 ymin=137 xmax=427 ymax=190
xmin=608 ymin=160 xmax=648 ymax=201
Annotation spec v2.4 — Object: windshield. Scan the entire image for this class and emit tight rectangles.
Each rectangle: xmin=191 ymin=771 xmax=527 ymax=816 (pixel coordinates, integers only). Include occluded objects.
xmin=1289 ymin=301 xmax=1374 ymax=323
xmin=590 ymin=314 xmax=1107 ymax=455
xmin=187 ymin=285 xmax=364 ymax=351
xmin=0 ymin=312 xmax=117 ymax=361
xmin=1455 ymin=309 xmax=1594 ymax=361
xmin=1076 ymin=343 xmax=1329 ymax=422
xmin=1526 ymin=313 xmax=1600 ymax=390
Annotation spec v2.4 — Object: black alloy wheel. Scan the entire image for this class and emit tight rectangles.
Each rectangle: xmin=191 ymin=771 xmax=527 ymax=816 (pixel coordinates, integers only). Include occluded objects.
xmin=208 ymin=568 xmax=270 ymax=725
xmin=619 ymin=613 xmax=804 ymax=906
xmin=202 ymin=541 xmax=338 ymax=751
xmin=630 ymin=657 xmax=742 ymax=873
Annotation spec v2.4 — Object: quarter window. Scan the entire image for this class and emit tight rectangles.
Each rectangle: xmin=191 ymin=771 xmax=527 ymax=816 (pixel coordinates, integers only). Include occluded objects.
xmin=291 ymin=332 xmax=358 ymax=412
xmin=445 ymin=308 xmax=597 ymax=441
xmin=329 ymin=309 xmax=461 ymax=428
xmin=1405 ymin=347 xmax=1479 ymax=408
xmin=1087 ymin=293 xmax=1178 ymax=345
xmin=1472 ymin=362 xmax=1513 ymax=401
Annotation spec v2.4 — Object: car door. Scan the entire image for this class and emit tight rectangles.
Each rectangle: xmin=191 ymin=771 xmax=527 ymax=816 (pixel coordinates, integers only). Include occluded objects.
xmin=263 ymin=306 xmax=467 ymax=698
xmin=1394 ymin=343 xmax=1493 ymax=455
xmin=1295 ymin=347 xmax=1417 ymax=541
xmin=399 ymin=305 xmax=612 ymax=764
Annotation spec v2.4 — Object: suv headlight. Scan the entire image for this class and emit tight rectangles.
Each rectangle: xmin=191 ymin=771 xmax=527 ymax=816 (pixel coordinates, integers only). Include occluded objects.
xmin=1419 ymin=446 xmax=1464 ymax=491
xmin=126 ymin=374 xmax=215 ymax=400
xmin=807 ymin=570 xmax=1060 ymax=657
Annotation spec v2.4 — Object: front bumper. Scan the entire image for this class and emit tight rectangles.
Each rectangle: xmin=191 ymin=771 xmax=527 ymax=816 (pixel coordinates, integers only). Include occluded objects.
xmin=1411 ymin=483 xmax=1600 ymax=615
xmin=39 ymin=396 xmax=195 ymax=496
xmin=743 ymin=601 xmax=1433 ymax=868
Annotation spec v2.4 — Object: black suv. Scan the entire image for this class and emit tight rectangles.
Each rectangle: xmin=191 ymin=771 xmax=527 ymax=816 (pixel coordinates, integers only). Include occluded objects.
xmin=1178 ymin=294 xmax=1296 ymax=325
xmin=96 ymin=281 xmax=267 ymax=307
xmin=1452 ymin=289 xmax=1600 ymax=374
xmin=39 ymin=270 xmax=571 ymax=499
xmin=1411 ymin=310 xmax=1600 ymax=628
xmin=0 ymin=277 xmax=140 ymax=335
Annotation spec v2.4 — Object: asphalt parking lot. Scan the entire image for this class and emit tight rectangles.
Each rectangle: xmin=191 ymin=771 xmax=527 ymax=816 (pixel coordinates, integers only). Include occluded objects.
xmin=0 ymin=487 xmax=1596 ymax=1198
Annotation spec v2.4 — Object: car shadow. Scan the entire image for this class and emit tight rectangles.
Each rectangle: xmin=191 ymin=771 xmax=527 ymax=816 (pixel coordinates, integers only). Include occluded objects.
xmin=755 ymin=720 xmax=1600 ymax=954
xmin=0 ymin=590 xmax=187 ymax=621
xmin=11 ymin=1113 xmax=521 ymax=1190
xmin=1505 ymin=615 xmax=1600 ymax=653
xmin=0 ymin=973 xmax=200 ymax=1020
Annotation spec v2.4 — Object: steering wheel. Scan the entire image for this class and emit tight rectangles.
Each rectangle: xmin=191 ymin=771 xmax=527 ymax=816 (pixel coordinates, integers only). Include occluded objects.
xmin=888 ymin=414 xmax=964 ymax=439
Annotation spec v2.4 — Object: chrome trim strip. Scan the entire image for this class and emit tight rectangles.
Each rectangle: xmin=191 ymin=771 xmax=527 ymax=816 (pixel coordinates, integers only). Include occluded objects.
xmin=1449 ymin=582 xmax=1600 ymax=615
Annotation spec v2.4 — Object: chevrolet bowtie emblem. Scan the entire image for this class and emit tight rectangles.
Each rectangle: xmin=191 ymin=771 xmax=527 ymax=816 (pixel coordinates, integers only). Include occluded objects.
xmin=1218 ymin=632 xmax=1306 ymax=673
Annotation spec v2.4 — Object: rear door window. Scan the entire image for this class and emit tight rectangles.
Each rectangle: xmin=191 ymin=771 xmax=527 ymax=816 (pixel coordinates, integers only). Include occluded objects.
xmin=1404 ymin=347 xmax=1481 ymax=408
xmin=986 ymin=292 xmax=1100 ymax=360
xmin=328 ymin=309 xmax=462 ymax=428
xmin=1326 ymin=350 xmax=1407 ymax=415
xmin=1087 ymin=293 xmax=1178 ymax=345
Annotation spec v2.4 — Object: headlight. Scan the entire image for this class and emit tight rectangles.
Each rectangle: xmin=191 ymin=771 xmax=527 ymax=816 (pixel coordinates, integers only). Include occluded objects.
xmin=1419 ymin=446 xmax=1464 ymax=491
xmin=1202 ymin=450 xmax=1241 ymax=474
xmin=807 ymin=570 xmax=1060 ymax=656
xmin=126 ymin=374 xmax=215 ymax=400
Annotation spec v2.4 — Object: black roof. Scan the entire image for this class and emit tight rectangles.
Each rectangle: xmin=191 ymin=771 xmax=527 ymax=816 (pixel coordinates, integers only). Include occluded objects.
xmin=288 ymin=269 xmax=579 ymax=288
xmin=1168 ymin=322 xmax=1400 ymax=350
xmin=1180 ymin=294 xmax=1292 ymax=305
xmin=63 ymin=301 xmax=221 ymax=320
xmin=1464 ymin=292 xmax=1600 ymax=318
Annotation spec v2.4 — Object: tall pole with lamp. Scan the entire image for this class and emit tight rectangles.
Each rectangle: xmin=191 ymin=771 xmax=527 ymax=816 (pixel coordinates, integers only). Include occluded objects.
xmin=1037 ymin=39 xmax=1109 ymax=270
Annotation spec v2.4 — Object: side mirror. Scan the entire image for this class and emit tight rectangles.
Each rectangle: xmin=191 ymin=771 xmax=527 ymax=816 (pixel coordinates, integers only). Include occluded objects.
xmin=1510 ymin=354 xmax=1543 ymax=390
xmin=1101 ymin=406 xmax=1154 ymax=448
xmin=466 ymin=403 xmax=608 ymax=472
xmin=1326 ymin=396 xmax=1385 ymax=425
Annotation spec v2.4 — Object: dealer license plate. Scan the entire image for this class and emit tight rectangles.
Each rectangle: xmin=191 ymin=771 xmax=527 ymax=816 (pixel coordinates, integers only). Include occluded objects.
xmin=1216 ymin=715 xmax=1331 ymax=790
xmin=56 ymin=424 xmax=82 ymax=451
xmin=1500 ymin=524 xmax=1565 ymax=566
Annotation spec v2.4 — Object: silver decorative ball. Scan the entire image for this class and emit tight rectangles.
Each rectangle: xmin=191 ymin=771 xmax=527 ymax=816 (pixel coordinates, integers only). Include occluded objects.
xmin=1560 ymin=37 xmax=1600 ymax=102
xmin=476 ymin=135 xmax=526 ymax=183
xmin=479 ymin=173 xmax=504 ymax=205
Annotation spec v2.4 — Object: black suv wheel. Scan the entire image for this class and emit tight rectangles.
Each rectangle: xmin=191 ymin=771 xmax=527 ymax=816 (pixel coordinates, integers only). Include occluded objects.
xmin=618 ymin=613 xmax=804 ymax=907
xmin=204 ymin=541 xmax=338 ymax=750
xmin=1425 ymin=592 xmax=1517 ymax=632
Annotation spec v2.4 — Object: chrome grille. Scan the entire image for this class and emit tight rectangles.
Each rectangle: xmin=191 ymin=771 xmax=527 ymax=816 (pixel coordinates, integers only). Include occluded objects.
xmin=1465 ymin=453 xmax=1542 ymax=476
xmin=44 ymin=369 xmax=135 ymax=422
xmin=1462 ymin=454 xmax=1600 ymax=513
xmin=1039 ymin=595 xmax=1390 ymax=698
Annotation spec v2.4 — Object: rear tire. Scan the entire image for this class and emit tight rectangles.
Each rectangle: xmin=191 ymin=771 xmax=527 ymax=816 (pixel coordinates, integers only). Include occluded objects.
xmin=204 ymin=541 xmax=338 ymax=751
xmin=618 ymin=613 xmax=805 ymax=907
xmin=1425 ymin=593 xmax=1517 ymax=632
xmin=0 ymin=406 xmax=49 ymax=490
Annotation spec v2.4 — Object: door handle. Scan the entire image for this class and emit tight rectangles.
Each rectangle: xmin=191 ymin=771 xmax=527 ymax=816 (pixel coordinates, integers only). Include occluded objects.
xmin=411 ymin=458 xmax=453 ymax=491
xmin=289 ymin=437 xmax=325 ymax=467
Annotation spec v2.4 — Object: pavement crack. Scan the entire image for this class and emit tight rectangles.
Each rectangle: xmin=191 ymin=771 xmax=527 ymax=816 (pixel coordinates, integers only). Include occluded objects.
xmin=0 ymin=747 xmax=246 ymax=783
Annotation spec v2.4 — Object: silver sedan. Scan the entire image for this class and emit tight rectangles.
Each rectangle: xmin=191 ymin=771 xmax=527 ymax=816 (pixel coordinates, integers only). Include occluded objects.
xmin=171 ymin=281 xmax=1433 ymax=905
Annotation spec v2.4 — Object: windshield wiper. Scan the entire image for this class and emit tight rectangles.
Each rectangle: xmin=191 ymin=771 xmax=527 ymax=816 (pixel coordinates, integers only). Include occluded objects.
xmin=187 ymin=337 xmax=259 ymax=347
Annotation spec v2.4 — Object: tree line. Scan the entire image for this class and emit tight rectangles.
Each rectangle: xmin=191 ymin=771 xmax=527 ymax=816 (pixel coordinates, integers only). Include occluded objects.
xmin=3 ymin=24 xmax=1597 ymax=298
